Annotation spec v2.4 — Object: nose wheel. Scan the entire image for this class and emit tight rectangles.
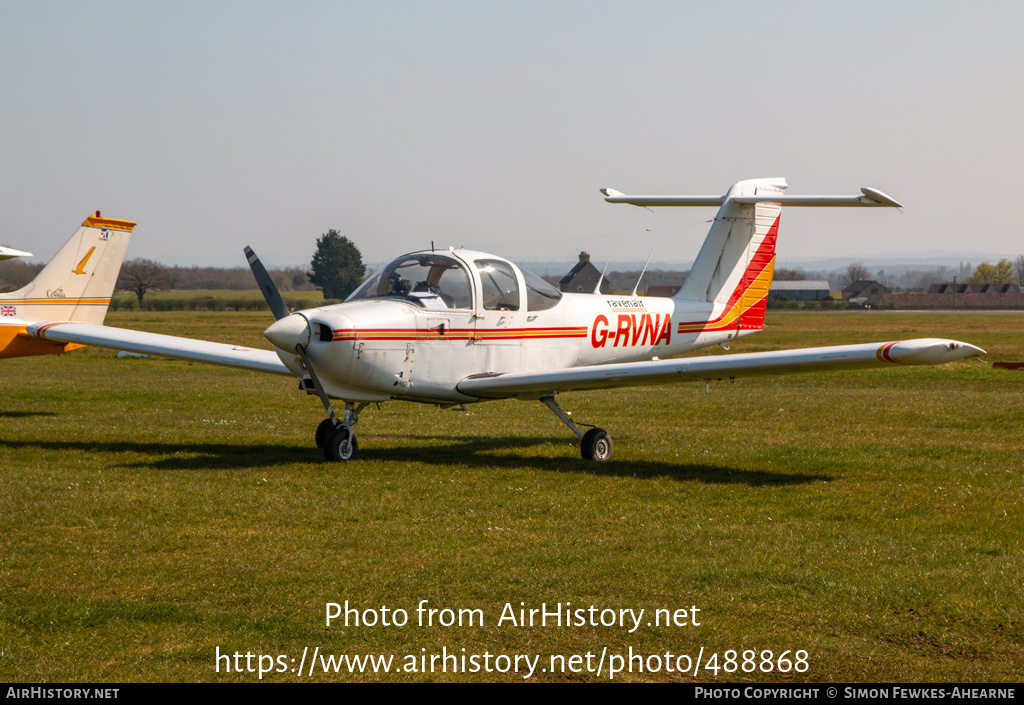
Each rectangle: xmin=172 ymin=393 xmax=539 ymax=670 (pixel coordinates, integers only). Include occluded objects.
xmin=315 ymin=403 xmax=366 ymax=461
xmin=315 ymin=418 xmax=334 ymax=448
xmin=324 ymin=424 xmax=359 ymax=461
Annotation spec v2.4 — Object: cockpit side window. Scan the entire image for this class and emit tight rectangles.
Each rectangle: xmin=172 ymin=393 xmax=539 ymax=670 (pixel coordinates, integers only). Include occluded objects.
xmin=346 ymin=254 xmax=472 ymax=309
xmin=521 ymin=268 xmax=562 ymax=311
xmin=475 ymin=259 xmax=520 ymax=311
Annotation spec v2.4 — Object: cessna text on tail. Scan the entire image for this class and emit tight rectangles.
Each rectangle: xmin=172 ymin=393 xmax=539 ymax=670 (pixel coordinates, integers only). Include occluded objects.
xmin=12 ymin=179 xmax=985 ymax=461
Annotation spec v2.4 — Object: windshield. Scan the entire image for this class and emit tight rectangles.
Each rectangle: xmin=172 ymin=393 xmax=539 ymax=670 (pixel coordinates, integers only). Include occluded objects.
xmin=346 ymin=254 xmax=472 ymax=309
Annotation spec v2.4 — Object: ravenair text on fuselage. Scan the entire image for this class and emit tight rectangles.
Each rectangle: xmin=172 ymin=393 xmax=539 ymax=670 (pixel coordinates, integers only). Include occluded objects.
xmin=22 ymin=178 xmax=985 ymax=462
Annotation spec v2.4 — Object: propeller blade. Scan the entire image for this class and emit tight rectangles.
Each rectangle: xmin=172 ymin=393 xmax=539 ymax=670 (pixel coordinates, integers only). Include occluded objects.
xmin=244 ymin=245 xmax=290 ymax=321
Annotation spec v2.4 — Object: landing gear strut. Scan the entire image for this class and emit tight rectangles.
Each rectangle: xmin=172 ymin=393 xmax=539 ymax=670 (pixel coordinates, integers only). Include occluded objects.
xmin=541 ymin=396 xmax=613 ymax=461
xmin=295 ymin=342 xmax=367 ymax=462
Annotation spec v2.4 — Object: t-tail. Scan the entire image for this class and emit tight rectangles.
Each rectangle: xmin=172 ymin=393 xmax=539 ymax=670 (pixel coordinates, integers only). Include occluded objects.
xmin=602 ymin=178 xmax=901 ymax=336
xmin=0 ymin=213 xmax=136 ymax=358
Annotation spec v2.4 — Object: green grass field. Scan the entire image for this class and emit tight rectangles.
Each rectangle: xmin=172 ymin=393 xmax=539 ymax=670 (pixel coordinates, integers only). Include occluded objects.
xmin=1 ymin=312 xmax=1021 ymax=682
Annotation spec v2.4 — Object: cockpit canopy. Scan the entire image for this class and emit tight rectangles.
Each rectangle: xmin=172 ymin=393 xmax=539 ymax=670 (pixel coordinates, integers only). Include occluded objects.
xmin=346 ymin=251 xmax=562 ymax=312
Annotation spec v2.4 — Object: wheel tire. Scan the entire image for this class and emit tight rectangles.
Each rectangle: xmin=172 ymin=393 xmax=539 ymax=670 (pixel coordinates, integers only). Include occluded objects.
xmin=324 ymin=426 xmax=359 ymax=462
xmin=315 ymin=418 xmax=334 ymax=448
xmin=580 ymin=428 xmax=612 ymax=461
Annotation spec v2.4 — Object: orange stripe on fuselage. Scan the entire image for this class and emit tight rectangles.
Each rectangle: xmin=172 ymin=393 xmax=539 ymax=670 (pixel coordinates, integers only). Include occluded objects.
xmin=332 ymin=327 xmax=588 ymax=342
xmin=1 ymin=298 xmax=111 ymax=306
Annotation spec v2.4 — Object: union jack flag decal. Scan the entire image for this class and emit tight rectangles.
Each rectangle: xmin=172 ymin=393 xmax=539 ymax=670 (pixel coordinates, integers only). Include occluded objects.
xmin=1 ymin=305 xmax=16 ymax=316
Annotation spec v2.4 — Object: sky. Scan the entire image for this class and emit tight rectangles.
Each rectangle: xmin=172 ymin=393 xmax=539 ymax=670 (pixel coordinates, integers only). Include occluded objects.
xmin=2 ymin=1 xmax=1022 ymax=269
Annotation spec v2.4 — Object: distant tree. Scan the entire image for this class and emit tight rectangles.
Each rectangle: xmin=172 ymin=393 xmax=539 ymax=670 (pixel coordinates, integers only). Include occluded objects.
xmin=117 ymin=258 xmax=166 ymax=305
xmin=967 ymin=258 xmax=1015 ymax=285
xmin=1015 ymin=255 xmax=1024 ymax=285
xmin=774 ymin=267 xmax=806 ymax=281
xmin=272 ymin=271 xmax=293 ymax=291
xmin=841 ymin=262 xmax=871 ymax=287
xmin=308 ymin=230 xmax=365 ymax=300
xmin=0 ymin=260 xmax=44 ymax=291
xmin=289 ymin=268 xmax=310 ymax=289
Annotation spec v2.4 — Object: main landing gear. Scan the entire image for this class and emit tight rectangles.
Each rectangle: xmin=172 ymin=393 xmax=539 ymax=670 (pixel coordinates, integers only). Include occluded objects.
xmin=541 ymin=396 xmax=613 ymax=461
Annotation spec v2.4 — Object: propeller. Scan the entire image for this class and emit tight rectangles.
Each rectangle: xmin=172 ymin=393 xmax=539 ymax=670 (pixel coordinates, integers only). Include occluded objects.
xmin=245 ymin=245 xmax=310 ymax=350
xmin=245 ymin=246 xmax=337 ymax=427
xmin=244 ymin=245 xmax=290 ymax=321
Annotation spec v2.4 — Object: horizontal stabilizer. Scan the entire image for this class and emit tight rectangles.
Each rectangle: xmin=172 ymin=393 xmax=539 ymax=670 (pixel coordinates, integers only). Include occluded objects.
xmin=0 ymin=246 xmax=33 ymax=261
xmin=603 ymin=186 xmax=901 ymax=208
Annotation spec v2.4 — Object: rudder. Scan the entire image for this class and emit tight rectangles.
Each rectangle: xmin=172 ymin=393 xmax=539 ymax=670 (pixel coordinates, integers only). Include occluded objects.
xmin=676 ymin=178 xmax=783 ymax=333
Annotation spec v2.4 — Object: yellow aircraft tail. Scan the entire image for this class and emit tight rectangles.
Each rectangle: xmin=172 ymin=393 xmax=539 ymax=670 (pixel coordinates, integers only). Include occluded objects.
xmin=0 ymin=213 xmax=136 ymax=358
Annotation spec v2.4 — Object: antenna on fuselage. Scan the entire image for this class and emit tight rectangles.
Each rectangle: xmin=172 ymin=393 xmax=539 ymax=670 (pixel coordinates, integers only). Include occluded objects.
xmin=593 ymin=258 xmax=610 ymax=295
xmin=631 ymin=247 xmax=655 ymax=297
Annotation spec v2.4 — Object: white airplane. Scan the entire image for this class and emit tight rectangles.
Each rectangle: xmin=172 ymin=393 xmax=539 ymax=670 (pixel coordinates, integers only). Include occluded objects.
xmin=3 ymin=178 xmax=985 ymax=461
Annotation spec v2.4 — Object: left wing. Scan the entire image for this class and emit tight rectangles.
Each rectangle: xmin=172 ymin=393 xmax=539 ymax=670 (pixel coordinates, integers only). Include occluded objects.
xmin=28 ymin=322 xmax=291 ymax=375
xmin=457 ymin=339 xmax=984 ymax=399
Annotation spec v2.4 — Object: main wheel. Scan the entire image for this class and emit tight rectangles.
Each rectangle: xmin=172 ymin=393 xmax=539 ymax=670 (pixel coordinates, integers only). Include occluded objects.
xmin=325 ymin=426 xmax=359 ymax=461
xmin=580 ymin=428 xmax=612 ymax=461
xmin=315 ymin=418 xmax=334 ymax=448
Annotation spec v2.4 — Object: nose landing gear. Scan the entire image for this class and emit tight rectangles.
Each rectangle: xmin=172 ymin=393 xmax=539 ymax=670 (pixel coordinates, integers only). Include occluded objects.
xmin=315 ymin=402 xmax=367 ymax=461
xmin=246 ymin=246 xmax=368 ymax=463
xmin=295 ymin=342 xmax=366 ymax=462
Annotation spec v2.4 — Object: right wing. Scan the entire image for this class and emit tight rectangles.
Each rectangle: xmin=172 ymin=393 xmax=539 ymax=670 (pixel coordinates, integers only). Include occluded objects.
xmin=28 ymin=321 xmax=291 ymax=376
xmin=457 ymin=339 xmax=984 ymax=400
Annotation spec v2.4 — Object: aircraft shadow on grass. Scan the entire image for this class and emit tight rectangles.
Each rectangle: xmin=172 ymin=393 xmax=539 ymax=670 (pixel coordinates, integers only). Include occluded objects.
xmin=1 ymin=436 xmax=832 ymax=487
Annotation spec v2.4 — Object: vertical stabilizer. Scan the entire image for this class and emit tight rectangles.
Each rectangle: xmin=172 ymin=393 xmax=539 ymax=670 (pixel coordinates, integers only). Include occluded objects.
xmin=675 ymin=178 xmax=783 ymax=331
xmin=1 ymin=214 xmax=136 ymax=325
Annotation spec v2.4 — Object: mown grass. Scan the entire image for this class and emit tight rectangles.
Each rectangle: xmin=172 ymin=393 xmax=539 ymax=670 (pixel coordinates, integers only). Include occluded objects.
xmin=0 ymin=312 xmax=1021 ymax=682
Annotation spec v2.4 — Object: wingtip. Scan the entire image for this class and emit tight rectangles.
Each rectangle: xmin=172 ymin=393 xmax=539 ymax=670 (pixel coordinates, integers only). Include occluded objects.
xmin=860 ymin=187 xmax=903 ymax=208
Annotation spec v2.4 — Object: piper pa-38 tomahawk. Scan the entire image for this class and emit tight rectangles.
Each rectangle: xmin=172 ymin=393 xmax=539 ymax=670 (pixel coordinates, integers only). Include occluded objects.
xmin=2 ymin=178 xmax=984 ymax=461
